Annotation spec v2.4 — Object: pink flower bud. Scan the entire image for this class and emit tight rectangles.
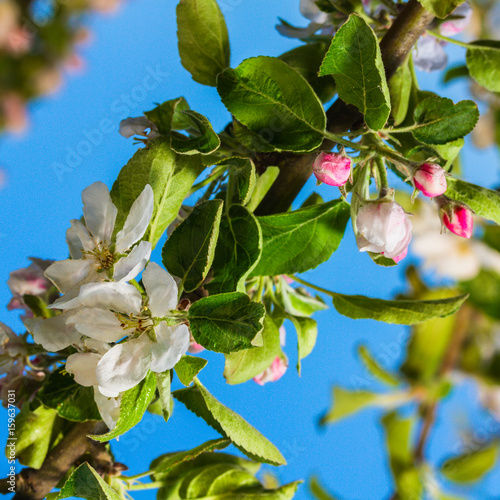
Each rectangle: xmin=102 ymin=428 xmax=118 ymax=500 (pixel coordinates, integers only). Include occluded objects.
xmin=413 ymin=163 xmax=447 ymax=198
xmin=356 ymin=201 xmax=412 ymax=262
xmin=188 ymin=341 xmax=205 ymax=354
xmin=312 ymin=152 xmax=351 ymax=187
xmin=439 ymin=3 xmax=472 ymax=37
xmin=253 ymin=356 xmax=288 ymax=386
xmin=438 ymin=198 xmax=473 ymax=239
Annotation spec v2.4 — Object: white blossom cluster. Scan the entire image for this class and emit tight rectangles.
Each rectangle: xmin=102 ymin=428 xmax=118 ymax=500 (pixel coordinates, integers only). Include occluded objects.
xmin=24 ymin=182 xmax=190 ymax=429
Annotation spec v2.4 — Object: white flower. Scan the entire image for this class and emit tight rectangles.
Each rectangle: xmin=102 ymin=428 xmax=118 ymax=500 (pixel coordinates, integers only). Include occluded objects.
xmin=45 ymin=182 xmax=154 ymax=293
xmin=0 ymin=322 xmax=25 ymax=374
xmin=24 ymin=313 xmax=82 ymax=352
xmin=300 ymin=0 xmax=329 ymax=24
xmin=413 ymin=35 xmax=448 ymax=72
xmin=439 ymin=3 xmax=472 ymax=37
xmin=119 ymin=116 xmax=159 ymax=142
xmin=276 ymin=0 xmax=333 ymax=39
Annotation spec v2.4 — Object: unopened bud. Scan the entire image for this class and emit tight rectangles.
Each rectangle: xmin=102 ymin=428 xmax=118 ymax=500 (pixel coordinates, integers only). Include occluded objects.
xmin=312 ymin=152 xmax=352 ymax=187
xmin=413 ymin=163 xmax=447 ymax=198
xmin=437 ymin=197 xmax=473 ymax=239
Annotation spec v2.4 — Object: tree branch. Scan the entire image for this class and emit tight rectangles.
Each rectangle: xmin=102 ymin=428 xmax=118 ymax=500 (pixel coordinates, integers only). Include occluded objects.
xmin=255 ymin=0 xmax=434 ymax=216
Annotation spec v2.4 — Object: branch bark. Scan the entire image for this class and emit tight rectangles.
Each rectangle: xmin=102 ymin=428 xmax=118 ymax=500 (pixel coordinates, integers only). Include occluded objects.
xmin=255 ymin=0 xmax=434 ymax=216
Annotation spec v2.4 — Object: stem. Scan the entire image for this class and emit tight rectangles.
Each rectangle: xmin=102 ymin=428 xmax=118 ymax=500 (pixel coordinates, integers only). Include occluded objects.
xmin=322 ymin=131 xmax=370 ymax=152
xmin=188 ymin=166 xmax=227 ymax=197
xmin=374 ymin=157 xmax=389 ymax=195
xmin=127 ymin=481 xmax=164 ymax=491
xmin=427 ymin=30 xmax=470 ymax=49
xmin=287 ymin=275 xmax=337 ymax=298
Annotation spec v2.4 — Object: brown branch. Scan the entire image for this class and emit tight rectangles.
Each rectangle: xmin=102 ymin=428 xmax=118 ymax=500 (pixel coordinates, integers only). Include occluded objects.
xmin=0 ymin=421 xmax=107 ymax=500
xmin=255 ymin=0 xmax=435 ymax=216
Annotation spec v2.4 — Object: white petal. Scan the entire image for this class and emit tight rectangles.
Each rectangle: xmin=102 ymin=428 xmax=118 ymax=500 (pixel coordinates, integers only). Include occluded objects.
xmin=115 ymin=185 xmax=154 ymax=253
xmin=66 ymin=352 xmax=100 ymax=387
xmin=82 ymin=182 xmax=118 ymax=245
xmin=119 ymin=116 xmax=151 ymax=138
xmin=52 ymin=282 xmax=143 ymax=315
xmin=96 ymin=335 xmax=151 ymax=393
xmin=413 ymin=37 xmax=448 ymax=72
xmin=300 ymin=0 xmax=328 ymax=23
xmin=84 ymin=338 xmax=111 ymax=355
xmin=66 ymin=308 xmax=129 ymax=342
xmin=66 ymin=225 xmax=84 ymax=259
xmin=44 ymin=259 xmax=92 ymax=293
xmin=276 ymin=21 xmax=323 ymax=39
xmin=142 ymin=262 xmax=178 ymax=317
xmin=24 ymin=314 xmax=81 ymax=352
xmin=113 ymin=240 xmax=151 ymax=282
xmin=93 ymin=389 xmax=121 ymax=430
xmin=150 ymin=323 xmax=190 ymax=373
xmin=68 ymin=219 xmax=95 ymax=253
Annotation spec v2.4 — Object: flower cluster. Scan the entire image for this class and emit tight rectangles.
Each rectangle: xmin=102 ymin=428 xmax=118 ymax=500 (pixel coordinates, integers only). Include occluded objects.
xmin=24 ymin=182 xmax=190 ymax=429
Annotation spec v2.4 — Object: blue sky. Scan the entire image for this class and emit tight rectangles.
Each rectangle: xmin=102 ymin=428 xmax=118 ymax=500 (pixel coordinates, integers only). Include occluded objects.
xmin=0 ymin=1 xmax=499 ymax=498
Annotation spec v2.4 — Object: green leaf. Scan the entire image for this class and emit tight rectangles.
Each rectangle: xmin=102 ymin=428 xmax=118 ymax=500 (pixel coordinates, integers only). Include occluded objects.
xmin=443 ymin=65 xmax=469 ymax=84
xmin=309 ymin=477 xmax=339 ymax=500
xmin=187 ymin=292 xmax=265 ymax=353
xmin=23 ymin=294 xmax=51 ymax=319
xmin=461 ymin=270 xmax=500 ymax=320
xmin=246 ymin=167 xmax=280 ymax=213
xmin=279 ymin=42 xmax=336 ymax=103
xmin=226 ymin=159 xmax=256 ymax=206
xmin=36 ymin=368 xmax=101 ymax=422
xmin=358 ymin=345 xmax=400 ymax=387
xmin=319 ymin=14 xmax=391 ymax=131
xmin=224 ymin=315 xmax=283 ymax=385
xmin=56 ymin=462 xmax=121 ymax=500
xmin=232 ymin=120 xmax=278 ymax=153
xmin=175 ymin=355 xmax=208 ymax=386
xmin=9 ymin=404 xmax=59 ymax=468
xmin=251 ymin=199 xmax=350 ymax=277
xmin=417 ymin=0 xmax=466 ymax=18
xmin=278 ymin=279 xmax=328 ymax=318
xmin=89 ymin=371 xmax=156 ymax=442
xmin=331 ymin=292 xmax=468 ymax=325
xmin=368 ymin=252 xmax=397 ymax=267
xmin=162 ymin=199 xmax=223 ymax=292
xmin=156 ymin=370 xmax=173 ymax=422
xmin=401 ymin=289 xmax=461 ymax=382
xmin=217 ymin=56 xmax=326 ymax=152
xmin=111 ymin=138 xmax=205 ymax=247
xmin=206 ymin=204 xmax=262 ymax=294
xmin=289 ymin=316 xmax=317 ymax=374
xmin=320 ymin=387 xmax=377 ymax=425
xmin=171 ymin=110 xmax=221 ymax=155
xmin=176 ymin=0 xmax=230 ymax=86
xmin=145 ymin=97 xmax=192 ymax=136
xmin=466 ymin=41 xmax=500 ymax=93
xmin=445 ymin=177 xmax=500 ymax=225
xmin=441 ymin=445 xmax=498 ymax=483
xmin=173 ymin=378 xmax=286 ymax=465
xmin=411 ymin=97 xmax=479 ymax=145
xmin=389 ymin=59 xmax=412 ymax=126
xmin=382 ymin=412 xmax=422 ymax=499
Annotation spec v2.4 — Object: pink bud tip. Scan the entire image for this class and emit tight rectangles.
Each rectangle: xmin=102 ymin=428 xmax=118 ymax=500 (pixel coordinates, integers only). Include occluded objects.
xmin=442 ymin=205 xmax=473 ymax=239
xmin=392 ymin=247 xmax=408 ymax=263
xmin=413 ymin=163 xmax=447 ymax=198
xmin=312 ymin=152 xmax=351 ymax=187
xmin=188 ymin=341 xmax=205 ymax=354
xmin=253 ymin=356 xmax=288 ymax=386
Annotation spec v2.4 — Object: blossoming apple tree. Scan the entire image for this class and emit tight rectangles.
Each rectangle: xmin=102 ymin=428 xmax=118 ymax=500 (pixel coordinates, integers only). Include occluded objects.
xmin=1 ymin=0 xmax=500 ymax=498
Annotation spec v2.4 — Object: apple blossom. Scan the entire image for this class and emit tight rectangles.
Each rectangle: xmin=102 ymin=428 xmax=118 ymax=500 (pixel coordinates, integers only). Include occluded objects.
xmin=356 ymin=201 xmax=412 ymax=262
xmin=276 ymin=0 xmax=332 ymax=39
xmin=312 ymin=152 xmax=352 ymax=187
xmin=299 ymin=0 xmax=328 ymax=24
xmin=45 ymin=182 xmax=154 ymax=294
xmin=24 ymin=314 xmax=82 ymax=352
xmin=253 ymin=356 xmax=288 ymax=386
xmin=413 ymin=35 xmax=448 ymax=72
xmin=439 ymin=3 xmax=472 ymax=37
xmin=437 ymin=197 xmax=473 ymax=239
xmin=119 ymin=116 xmax=160 ymax=142
xmin=412 ymin=163 xmax=447 ymax=198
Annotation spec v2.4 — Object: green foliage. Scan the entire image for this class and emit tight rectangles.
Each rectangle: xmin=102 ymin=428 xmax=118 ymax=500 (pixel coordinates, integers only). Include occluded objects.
xmin=111 ymin=138 xmax=205 ymax=246
xmin=320 ymin=387 xmax=378 ymax=425
xmin=441 ymin=445 xmax=498 ymax=483
xmin=9 ymin=404 xmax=60 ymax=469
xmin=417 ymin=0 xmax=466 ymax=18
xmin=217 ymin=56 xmax=326 ymax=152
xmin=162 ymin=199 xmax=223 ymax=292
xmin=89 ymin=371 xmax=157 ymax=442
xmin=251 ymin=200 xmax=350 ymax=277
xmin=411 ymin=97 xmax=479 ymax=145
xmin=358 ymin=346 xmax=400 ymax=387
xmin=277 ymin=280 xmax=328 ymax=318
xmin=445 ymin=177 xmax=500 ymax=225
xmin=466 ymin=41 xmax=500 ymax=93
xmin=175 ymin=355 xmax=208 ymax=386
xmin=223 ymin=315 xmax=283 ymax=385
xmin=279 ymin=43 xmax=336 ymax=103
xmin=173 ymin=378 xmax=287 ymax=465
xmin=226 ymin=159 xmax=257 ymax=206
xmin=156 ymin=370 xmax=173 ymax=422
xmin=187 ymin=292 xmax=265 ymax=353
xmin=319 ymin=14 xmax=391 ymax=131
xmin=36 ymin=367 xmax=101 ymax=422
xmin=461 ymin=270 xmax=500 ymax=320
xmin=207 ymin=204 xmax=263 ymax=294
xmin=56 ymin=462 xmax=121 ymax=500
xmin=176 ymin=0 xmax=230 ymax=86
xmin=289 ymin=316 xmax=317 ymax=374
xmin=145 ymin=97 xmax=191 ymax=135
xmin=389 ymin=59 xmax=412 ymax=126
xmin=331 ymin=292 xmax=468 ymax=324
xmin=309 ymin=477 xmax=338 ymax=500
xmin=245 ymin=167 xmax=280 ymax=213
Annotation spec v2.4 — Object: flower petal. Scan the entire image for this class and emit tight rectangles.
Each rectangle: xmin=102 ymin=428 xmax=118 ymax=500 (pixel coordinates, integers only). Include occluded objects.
xmin=24 ymin=314 xmax=81 ymax=352
xmin=82 ymin=182 xmax=118 ymax=245
xmin=96 ymin=335 xmax=151 ymax=393
xmin=66 ymin=352 xmax=100 ymax=387
xmin=68 ymin=219 xmax=95 ymax=253
xmin=142 ymin=262 xmax=178 ymax=317
xmin=66 ymin=308 xmax=129 ymax=342
xmin=44 ymin=259 xmax=92 ymax=293
xmin=115 ymin=185 xmax=154 ymax=253
xmin=113 ymin=240 xmax=151 ymax=282
xmin=119 ymin=116 xmax=151 ymax=138
xmin=413 ymin=36 xmax=448 ymax=72
xmin=150 ymin=323 xmax=190 ymax=373
xmin=300 ymin=0 xmax=328 ymax=23
xmin=93 ymin=389 xmax=121 ymax=430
